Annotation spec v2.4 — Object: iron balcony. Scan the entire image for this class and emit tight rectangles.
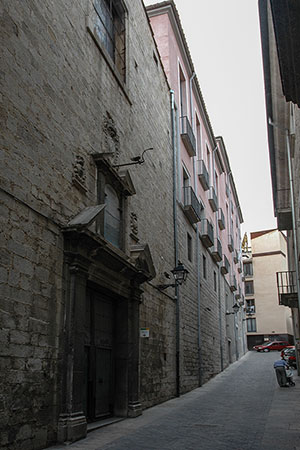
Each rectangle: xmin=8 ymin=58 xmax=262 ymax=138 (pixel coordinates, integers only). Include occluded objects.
xmin=233 ymin=249 xmax=239 ymax=264
xmin=237 ymin=261 xmax=242 ymax=273
xmin=200 ymin=218 xmax=214 ymax=248
xmin=230 ymin=274 xmax=237 ymax=292
xmin=208 ymin=186 xmax=218 ymax=212
xmin=211 ymin=238 xmax=222 ymax=263
xmin=197 ymin=159 xmax=210 ymax=191
xmin=228 ymin=234 xmax=234 ymax=252
xmin=276 ymin=271 xmax=298 ymax=308
xmin=183 ymin=186 xmax=202 ymax=224
xmin=180 ymin=116 xmax=196 ymax=157
xmin=217 ymin=207 xmax=225 ymax=230
xmin=220 ymin=254 xmax=230 ymax=275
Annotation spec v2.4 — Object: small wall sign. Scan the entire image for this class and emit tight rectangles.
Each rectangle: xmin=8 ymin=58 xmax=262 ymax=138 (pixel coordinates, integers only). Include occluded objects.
xmin=140 ymin=327 xmax=150 ymax=338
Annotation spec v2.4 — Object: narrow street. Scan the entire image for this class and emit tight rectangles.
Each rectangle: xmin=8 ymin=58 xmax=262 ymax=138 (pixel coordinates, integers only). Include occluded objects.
xmin=49 ymin=351 xmax=300 ymax=450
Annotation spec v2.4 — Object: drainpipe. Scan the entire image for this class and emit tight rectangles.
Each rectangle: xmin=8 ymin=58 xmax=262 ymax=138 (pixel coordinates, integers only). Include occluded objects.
xmin=189 ymin=72 xmax=203 ymax=385
xmin=170 ymin=89 xmax=180 ymax=396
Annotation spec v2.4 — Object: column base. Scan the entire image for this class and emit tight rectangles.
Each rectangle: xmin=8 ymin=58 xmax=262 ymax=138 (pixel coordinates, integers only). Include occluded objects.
xmin=127 ymin=401 xmax=143 ymax=418
xmin=57 ymin=412 xmax=87 ymax=443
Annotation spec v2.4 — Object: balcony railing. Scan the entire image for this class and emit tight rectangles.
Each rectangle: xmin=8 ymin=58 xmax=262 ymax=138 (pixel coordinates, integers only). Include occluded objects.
xmin=277 ymin=271 xmax=298 ymax=308
xmin=217 ymin=207 xmax=225 ymax=230
xmin=220 ymin=254 xmax=230 ymax=275
xmin=180 ymin=116 xmax=196 ymax=157
xmin=200 ymin=218 xmax=214 ymax=248
xmin=228 ymin=234 xmax=234 ymax=252
xmin=230 ymin=274 xmax=237 ymax=292
xmin=211 ymin=238 xmax=222 ymax=263
xmin=208 ymin=186 xmax=218 ymax=212
xmin=197 ymin=160 xmax=210 ymax=191
xmin=237 ymin=261 xmax=242 ymax=273
xmin=233 ymin=249 xmax=239 ymax=264
xmin=183 ymin=186 xmax=202 ymax=224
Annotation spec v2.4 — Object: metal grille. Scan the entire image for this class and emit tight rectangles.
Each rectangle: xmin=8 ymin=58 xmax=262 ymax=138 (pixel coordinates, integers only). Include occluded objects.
xmin=277 ymin=271 xmax=296 ymax=295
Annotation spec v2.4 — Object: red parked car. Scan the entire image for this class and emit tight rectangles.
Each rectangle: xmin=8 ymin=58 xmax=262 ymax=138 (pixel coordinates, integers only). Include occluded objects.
xmin=253 ymin=341 xmax=290 ymax=352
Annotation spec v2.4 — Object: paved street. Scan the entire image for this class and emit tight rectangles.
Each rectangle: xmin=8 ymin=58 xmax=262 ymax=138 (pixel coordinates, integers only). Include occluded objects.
xmin=49 ymin=351 xmax=300 ymax=450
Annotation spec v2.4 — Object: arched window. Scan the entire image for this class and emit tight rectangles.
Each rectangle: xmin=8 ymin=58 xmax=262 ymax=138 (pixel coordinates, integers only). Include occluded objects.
xmin=104 ymin=184 xmax=121 ymax=248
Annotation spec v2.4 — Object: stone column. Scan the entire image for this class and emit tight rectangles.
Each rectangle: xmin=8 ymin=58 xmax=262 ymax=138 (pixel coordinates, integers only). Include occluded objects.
xmin=127 ymin=283 xmax=143 ymax=418
xmin=57 ymin=256 xmax=89 ymax=443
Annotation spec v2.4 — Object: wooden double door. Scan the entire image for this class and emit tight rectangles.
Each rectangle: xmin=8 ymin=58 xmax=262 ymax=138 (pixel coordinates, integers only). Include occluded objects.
xmin=84 ymin=287 xmax=115 ymax=421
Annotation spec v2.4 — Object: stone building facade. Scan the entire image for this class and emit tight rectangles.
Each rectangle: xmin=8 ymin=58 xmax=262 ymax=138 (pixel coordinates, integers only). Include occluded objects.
xmin=259 ymin=0 xmax=300 ymax=367
xmin=0 ymin=0 xmax=175 ymax=448
xmin=1 ymin=1 xmax=245 ymax=449
xmin=146 ymin=1 xmax=246 ymax=387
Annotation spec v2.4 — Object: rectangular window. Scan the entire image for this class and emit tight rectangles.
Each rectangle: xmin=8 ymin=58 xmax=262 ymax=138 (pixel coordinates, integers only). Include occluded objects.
xmin=203 ymin=255 xmax=207 ymax=279
xmin=245 ymin=280 xmax=254 ymax=295
xmin=179 ymin=67 xmax=187 ymax=117
xmin=244 ymin=262 xmax=253 ymax=277
xmin=93 ymin=0 xmax=126 ymax=81
xmin=206 ymin=146 xmax=211 ymax=179
xmin=215 ymin=171 xmax=219 ymax=197
xmin=187 ymin=233 xmax=192 ymax=262
xmin=196 ymin=115 xmax=201 ymax=158
xmin=247 ymin=318 xmax=256 ymax=332
xmin=213 ymin=271 xmax=217 ymax=291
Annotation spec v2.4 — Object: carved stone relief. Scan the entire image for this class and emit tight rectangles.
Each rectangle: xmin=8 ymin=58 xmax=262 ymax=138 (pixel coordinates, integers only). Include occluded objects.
xmin=72 ymin=154 xmax=87 ymax=192
xmin=103 ymin=113 xmax=120 ymax=166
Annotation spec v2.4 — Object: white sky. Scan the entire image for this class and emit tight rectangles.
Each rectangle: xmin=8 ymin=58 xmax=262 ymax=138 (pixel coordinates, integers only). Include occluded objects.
xmin=143 ymin=0 xmax=277 ymax=235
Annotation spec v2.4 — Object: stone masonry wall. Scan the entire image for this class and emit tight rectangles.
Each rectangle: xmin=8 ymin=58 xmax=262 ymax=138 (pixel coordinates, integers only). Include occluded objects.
xmin=0 ymin=0 xmax=175 ymax=448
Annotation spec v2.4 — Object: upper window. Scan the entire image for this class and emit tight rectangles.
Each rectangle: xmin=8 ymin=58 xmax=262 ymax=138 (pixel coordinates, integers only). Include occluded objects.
xmin=203 ymin=255 xmax=207 ymax=279
xmin=244 ymin=262 xmax=253 ymax=277
xmin=187 ymin=233 xmax=192 ymax=262
xmin=245 ymin=280 xmax=254 ymax=296
xmin=179 ymin=66 xmax=187 ymax=117
xmin=93 ymin=0 xmax=126 ymax=81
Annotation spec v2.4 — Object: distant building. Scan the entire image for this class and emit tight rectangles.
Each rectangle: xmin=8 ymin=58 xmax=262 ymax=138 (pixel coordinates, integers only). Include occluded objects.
xmin=243 ymin=230 xmax=293 ymax=349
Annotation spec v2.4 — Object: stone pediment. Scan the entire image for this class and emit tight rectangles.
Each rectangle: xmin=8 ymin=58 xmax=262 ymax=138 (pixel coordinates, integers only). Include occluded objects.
xmin=66 ymin=205 xmax=105 ymax=229
xmin=130 ymin=243 xmax=156 ymax=282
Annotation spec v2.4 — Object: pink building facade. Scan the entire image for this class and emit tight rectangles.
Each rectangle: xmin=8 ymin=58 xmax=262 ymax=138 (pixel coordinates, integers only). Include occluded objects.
xmin=146 ymin=1 xmax=245 ymax=383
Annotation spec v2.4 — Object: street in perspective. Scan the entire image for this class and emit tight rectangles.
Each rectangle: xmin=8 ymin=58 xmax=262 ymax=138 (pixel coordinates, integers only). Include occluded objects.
xmin=2 ymin=1 xmax=300 ymax=449
xmin=48 ymin=351 xmax=300 ymax=450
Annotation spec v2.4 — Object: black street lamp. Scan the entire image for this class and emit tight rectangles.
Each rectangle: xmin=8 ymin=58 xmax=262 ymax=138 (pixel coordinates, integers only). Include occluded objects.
xmin=157 ymin=261 xmax=189 ymax=290
xmin=226 ymin=303 xmax=240 ymax=315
